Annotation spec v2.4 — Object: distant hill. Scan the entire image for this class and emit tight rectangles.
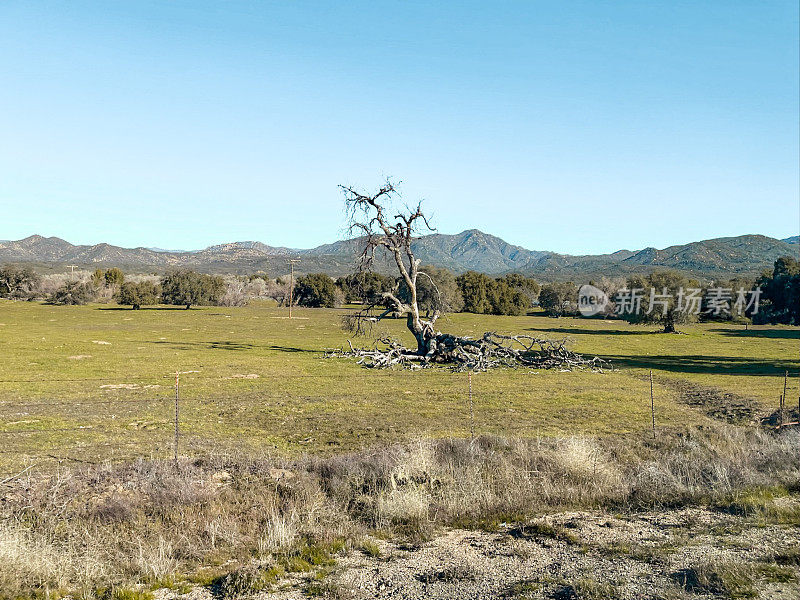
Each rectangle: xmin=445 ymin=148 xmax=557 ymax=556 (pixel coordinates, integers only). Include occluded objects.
xmin=783 ymin=236 xmax=799 ymax=244
xmin=0 ymin=231 xmax=796 ymax=280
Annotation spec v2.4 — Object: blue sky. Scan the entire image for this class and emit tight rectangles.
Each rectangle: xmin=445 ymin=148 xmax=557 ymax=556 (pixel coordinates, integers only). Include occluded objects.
xmin=1 ymin=1 xmax=797 ymax=254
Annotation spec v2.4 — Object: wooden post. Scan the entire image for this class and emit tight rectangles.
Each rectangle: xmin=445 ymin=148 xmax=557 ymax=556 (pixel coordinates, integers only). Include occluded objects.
xmin=783 ymin=371 xmax=788 ymax=418
xmin=174 ymin=371 xmax=180 ymax=465
xmin=171 ymin=370 xmax=198 ymax=465
xmin=289 ymin=263 xmax=294 ymax=319
xmin=287 ymin=259 xmax=300 ymax=319
xmin=650 ymin=370 xmax=656 ymax=439
xmin=468 ymin=370 xmax=475 ymax=442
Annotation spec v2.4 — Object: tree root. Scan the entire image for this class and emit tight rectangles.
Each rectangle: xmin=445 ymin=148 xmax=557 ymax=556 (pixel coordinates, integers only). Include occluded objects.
xmin=326 ymin=332 xmax=608 ymax=372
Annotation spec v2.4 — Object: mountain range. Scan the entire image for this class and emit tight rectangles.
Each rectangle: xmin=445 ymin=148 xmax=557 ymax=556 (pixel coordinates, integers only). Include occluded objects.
xmin=0 ymin=231 xmax=797 ymax=280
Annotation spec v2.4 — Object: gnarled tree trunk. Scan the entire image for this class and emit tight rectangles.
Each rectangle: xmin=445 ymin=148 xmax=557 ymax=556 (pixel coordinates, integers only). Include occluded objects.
xmin=338 ymin=180 xmax=602 ymax=372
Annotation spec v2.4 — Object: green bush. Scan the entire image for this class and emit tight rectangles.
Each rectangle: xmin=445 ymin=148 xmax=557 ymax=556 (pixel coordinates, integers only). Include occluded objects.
xmin=104 ymin=268 xmax=125 ymax=287
xmin=294 ymin=273 xmax=338 ymax=308
xmin=0 ymin=264 xmax=40 ymax=299
xmin=160 ymin=270 xmax=224 ymax=309
xmin=49 ymin=281 xmax=95 ymax=305
xmin=116 ymin=281 xmax=160 ymax=309
xmin=539 ymin=281 xmax=577 ymax=317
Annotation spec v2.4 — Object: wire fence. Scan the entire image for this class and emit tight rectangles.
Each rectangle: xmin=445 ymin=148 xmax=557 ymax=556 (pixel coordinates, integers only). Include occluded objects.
xmin=0 ymin=369 xmax=797 ymax=482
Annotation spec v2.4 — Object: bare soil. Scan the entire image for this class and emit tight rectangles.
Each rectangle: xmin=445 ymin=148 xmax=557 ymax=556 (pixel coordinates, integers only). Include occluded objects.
xmin=154 ymin=504 xmax=800 ymax=600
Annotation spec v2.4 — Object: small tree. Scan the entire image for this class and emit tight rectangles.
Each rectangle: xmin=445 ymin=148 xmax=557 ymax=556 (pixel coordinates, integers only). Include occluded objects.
xmin=161 ymin=270 xmax=224 ymax=309
xmin=488 ymin=278 xmax=529 ymax=315
xmin=755 ymin=256 xmax=800 ymax=324
xmin=219 ymin=278 xmax=249 ymax=307
xmin=49 ymin=281 xmax=94 ymax=305
xmin=539 ymin=281 xmax=577 ymax=317
xmin=0 ymin=265 xmax=40 ymax=299
xmin=294 ymin=273 xmax=338 ymax=308
xmin=337 ymin=272 xmax=395 ymax=304
xmin=91 ymin=268 xmax=104 ymax=287
xmin=104 ymin=268 xmax=124 ymax=287
xmin=455 ymin=271 xmax=493 ymax=314
xmin=498 ymin=273 xmax=540 ymax=305
xmin=117 ymin=281 xmax=160 ymax=309
xmin=619 ymin=270 xmax=698 ymax=333
xmin=400 ymin=265 xmax=464 ymax=315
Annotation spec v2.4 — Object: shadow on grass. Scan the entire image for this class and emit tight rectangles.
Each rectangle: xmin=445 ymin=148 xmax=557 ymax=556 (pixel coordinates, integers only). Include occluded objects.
xmin=269 ymin=345 xmax=317 ymax=353
xmin=526 ymin=326 xmax=651 ymax=336
xmin=147 ymin=340 xmax=255 ymax=351
xmin=145 ymin=340 xmax=322 ymax=353
xmin=97 ymin=306 xmax=197 ymax=311
xmin=604 ymin=354 xmax=799 ymax=376
xmin=708 ymin=328 xmax=800 ymax=340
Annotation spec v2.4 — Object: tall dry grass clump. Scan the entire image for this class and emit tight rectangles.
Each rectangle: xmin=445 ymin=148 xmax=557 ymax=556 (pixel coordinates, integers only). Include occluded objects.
xmin=0 ymin=426 xmax=797 ymax=598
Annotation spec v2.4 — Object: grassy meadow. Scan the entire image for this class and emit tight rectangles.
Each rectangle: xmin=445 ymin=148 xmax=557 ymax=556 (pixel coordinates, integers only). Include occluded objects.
xmin=0 ymin=300 xmax=797 ymax=473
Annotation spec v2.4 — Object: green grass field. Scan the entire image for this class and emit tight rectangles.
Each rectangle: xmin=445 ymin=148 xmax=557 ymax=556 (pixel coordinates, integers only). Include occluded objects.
xmin=0 ymin=300 xmax=797 ymax=473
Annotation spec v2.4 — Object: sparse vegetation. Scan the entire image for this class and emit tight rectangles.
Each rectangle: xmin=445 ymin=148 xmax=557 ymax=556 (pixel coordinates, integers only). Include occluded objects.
xmin=0 ymin=426 xmax=797 ymax=598
xmin=48 ymin=280 xmax=95 ymax=305
xmin=0 ymin=299 xmax=796 ymax=598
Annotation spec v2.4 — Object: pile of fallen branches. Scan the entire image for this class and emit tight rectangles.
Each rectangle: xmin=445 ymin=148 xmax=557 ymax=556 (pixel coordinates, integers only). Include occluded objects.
xmin=326 ymin=332 xmax=607 ymax=372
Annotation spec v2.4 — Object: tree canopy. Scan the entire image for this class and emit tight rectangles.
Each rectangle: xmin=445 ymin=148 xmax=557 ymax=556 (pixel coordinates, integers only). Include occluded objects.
xmin=455 ymin=271 xmax=493 ymax=314
xmin=104 ymin=268 xmax=125 ymax=286
xmin=49 ymin=281 xmax=94 ymax=305
xmin=337 ymin=272 xmax=394 ymax=304
xmin=117 ymin=281 xmax=160 ymax=309
xmin=400 ymin=265 xmax=464 ymax=315
xmin=618 ymin=270 xmax=699 ymax=332
xmin=160 ymin=270 xmax=224 ymax=309
xmin=538 ymin=282 xmax=577 ymax=317
xmin=294 ymin=273 xmax=338 ymax=308
xmin=755 ymin=256 xmax=800 ymax=324
xmin=454 ymin=271 xmax=536 ymax=316
xmin=0 ymin=265 xmax=40 ymax=299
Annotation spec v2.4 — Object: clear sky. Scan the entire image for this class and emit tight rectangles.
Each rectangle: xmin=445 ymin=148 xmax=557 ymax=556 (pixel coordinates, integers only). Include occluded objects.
xmin=1 ymin=1 xmax=798 ymax=254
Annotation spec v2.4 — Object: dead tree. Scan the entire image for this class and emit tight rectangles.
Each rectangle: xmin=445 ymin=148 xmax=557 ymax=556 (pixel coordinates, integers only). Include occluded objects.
xmin=342 ymin=180 xmax=440 ymax=356
xmin=338 ymin=181 xmax=604 ymax=371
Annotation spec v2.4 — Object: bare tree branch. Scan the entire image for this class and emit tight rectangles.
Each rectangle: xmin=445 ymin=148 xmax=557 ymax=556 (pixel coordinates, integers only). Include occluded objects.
xmin=336 ymin=180 xmax=603 ymax=372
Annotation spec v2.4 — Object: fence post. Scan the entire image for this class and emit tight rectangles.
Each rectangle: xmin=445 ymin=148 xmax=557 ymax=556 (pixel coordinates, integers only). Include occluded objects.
xmin=468 ymin=370 xmax=475 ymax=442
xmin=174 ymin=371 xmax=180 ymax=465
xmin=650 ymin=370 xmax=656 ymax=439
xmin=170 ymin=370 xmax=199 ymax=464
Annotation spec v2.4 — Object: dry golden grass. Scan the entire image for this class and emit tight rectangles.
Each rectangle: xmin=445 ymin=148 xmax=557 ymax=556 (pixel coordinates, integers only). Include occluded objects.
xmin=1 ymin=425 xmax=797 ymax=598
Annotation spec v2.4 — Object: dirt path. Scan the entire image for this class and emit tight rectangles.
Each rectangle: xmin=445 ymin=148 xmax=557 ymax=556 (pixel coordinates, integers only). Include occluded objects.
xmin=651 ymin=375 xmax=766 ymax=425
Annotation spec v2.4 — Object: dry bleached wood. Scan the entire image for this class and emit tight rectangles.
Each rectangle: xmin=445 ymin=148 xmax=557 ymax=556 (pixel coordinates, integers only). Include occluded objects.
xmin=341 ymin=180 xmax=442 ymax=356
xmin=337 ymin=181 xmax=605 ymax=372
xmin=327 ymin=332 xmax=607 ymax=372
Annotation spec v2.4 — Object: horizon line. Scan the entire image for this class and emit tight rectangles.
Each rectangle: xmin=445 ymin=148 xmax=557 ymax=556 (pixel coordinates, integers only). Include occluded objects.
xmin=1 ymin=230 xmax=797 ymax=259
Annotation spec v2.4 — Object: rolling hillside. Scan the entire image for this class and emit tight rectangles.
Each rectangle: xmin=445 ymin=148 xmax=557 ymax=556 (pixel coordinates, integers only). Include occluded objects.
xmin=0 ymin=231 xmax=796 ymax=280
